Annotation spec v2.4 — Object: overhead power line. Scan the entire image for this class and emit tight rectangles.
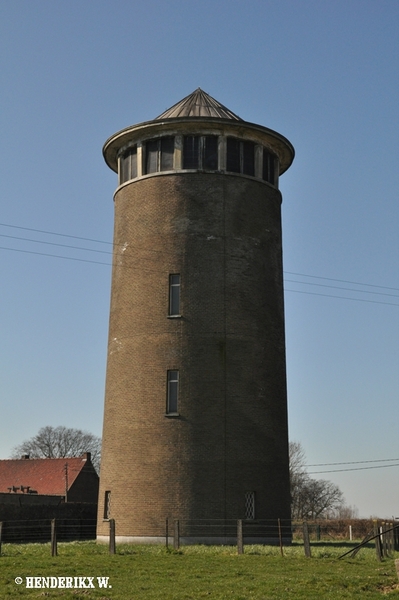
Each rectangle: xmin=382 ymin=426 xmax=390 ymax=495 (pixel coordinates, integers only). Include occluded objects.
xmin=307 ymin=457 xmax=399 ymax=467
xmin=306 ymin=457 xmax=399 ymax=474
xmin=0 ymin=222 xmax=114 ymax=246
xmin=0 ymin=222 xmax=398 ymax=307
xmin=0 ymin=233 xmax=113 ymax=255
xmin=0 ymin=245 xmax=112 ymax=267
xmin=2 ymin=242 xmax=397 ymax=307
xmin=284 ymin=279 xmax=399 ymax=299
xmin=308 ymin=463 xmax=399 ymax=474
xmin=284 ymin=270 xmax=399 ymax=292
xmin=285 ymin=288 xmax=399 ymax=307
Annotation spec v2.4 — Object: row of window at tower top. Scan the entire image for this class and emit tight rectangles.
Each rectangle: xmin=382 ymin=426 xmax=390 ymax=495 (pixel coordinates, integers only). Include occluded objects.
xmin=118 ymin=135 xmax=278 ymax=187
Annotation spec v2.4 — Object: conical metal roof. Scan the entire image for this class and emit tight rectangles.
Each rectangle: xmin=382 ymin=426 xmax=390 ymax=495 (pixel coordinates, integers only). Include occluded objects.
xmin=156 ymin=88 xmax=242 ymax=121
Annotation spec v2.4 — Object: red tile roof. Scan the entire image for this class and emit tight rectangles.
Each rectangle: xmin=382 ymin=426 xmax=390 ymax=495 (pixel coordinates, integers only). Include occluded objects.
xmin=0 ymin=454 xmax=91 ymax=496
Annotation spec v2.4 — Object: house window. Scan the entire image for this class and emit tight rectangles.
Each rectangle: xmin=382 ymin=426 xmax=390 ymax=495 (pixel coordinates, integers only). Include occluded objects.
xmin=120 ymin=146 xmax=137 ymax=183
xmin=104 ymin=490 xmax=111 ymax=519
xmin=169 ymin=274 xmax=180 ymax=316
xmin=226 ymin=138 xmax=255 ymax=176
xmin=245 ymin=491 xmax=255 ymax=520
xmin=145 ymin=137 xmax=175 ymax=174
xmin=183 ymin=136 xmax=218 ymax=170
xmin=262 ymin=151 xmax=276 ymax=185
xmin=167 ymin=370 xmax=179 ymax=414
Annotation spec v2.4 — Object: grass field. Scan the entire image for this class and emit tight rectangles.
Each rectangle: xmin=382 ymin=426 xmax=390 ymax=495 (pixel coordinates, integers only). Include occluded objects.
xmin=1 ymin=542 xmax=399 ymax=599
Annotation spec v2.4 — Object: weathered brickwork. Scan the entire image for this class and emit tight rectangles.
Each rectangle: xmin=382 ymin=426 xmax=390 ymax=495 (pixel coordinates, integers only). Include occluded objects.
xmin=97 ymin=92 xmax=294 ymax=542
xmin=97 ymin=172 xmax=291 ymax=538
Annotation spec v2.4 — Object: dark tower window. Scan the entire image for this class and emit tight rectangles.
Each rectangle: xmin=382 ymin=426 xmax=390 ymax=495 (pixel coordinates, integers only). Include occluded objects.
xmin=160 ymin=137 xmax=175 ymax=171
xmin=263 ymin=151 xmax=276 ymax=185
xmin=120 ymin=146 xmax=137 ymax=183
xmin=145 ymin=137 xmax=175 ymax=174
xmin=183 ymin=136 xmax=200 ymax=169
xmin=146 ymin=140 xmax=158 ymax=174
xmin=203 ymin=136 xmax=218 ymax=170
xmin=183 ymin=136 xmax=218 ymax=170
xmin=167 ymin=370 xmax=179 ymax=414
xmin=169 ymin=274 xmax=181 ymax=316
xmin=242 ymin=141 xmax=255 ymax=176
xmin=226 ymin=138 xmax=255 ymax=176
xmin=226 ymin=138 xmax=241 ymax=173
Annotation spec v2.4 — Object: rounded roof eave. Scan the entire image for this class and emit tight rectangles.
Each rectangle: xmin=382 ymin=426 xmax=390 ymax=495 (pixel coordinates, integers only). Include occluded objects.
xmin=103 ymin=117 xmax=295 ymax=175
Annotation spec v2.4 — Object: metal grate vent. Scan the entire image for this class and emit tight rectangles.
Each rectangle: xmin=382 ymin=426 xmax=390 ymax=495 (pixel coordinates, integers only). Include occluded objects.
xmin=245 ymin=491 xmax=255 ymax=520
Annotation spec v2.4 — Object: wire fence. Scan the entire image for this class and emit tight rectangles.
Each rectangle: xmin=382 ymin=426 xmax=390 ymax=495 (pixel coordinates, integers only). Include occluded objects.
xmin=165 ymin=518 xmax=291 ymax=549
xmin=0 ymin=517 xmax=398 ymax=561
xmin=0 ymin=518 xmax=96 ymax=544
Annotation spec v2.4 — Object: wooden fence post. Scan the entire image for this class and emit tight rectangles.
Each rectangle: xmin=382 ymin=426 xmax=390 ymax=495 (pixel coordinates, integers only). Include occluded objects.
xmin=109 ymin=519 xmax=116 ymax=554
xmin=51 ymin=519 xmax=57 ymax=557
xmin=237 ymin=519 xmax=243 ymax=555
xmin=303 ymin=521 xmax=311 ymax=558
xmin=395 ymin=559 xmax=399 ymax=581
xmin=316 ymin=524 xmax=321 ymax=541
xmin=173 ymin=520 xmax=180 ymax=550
xmin=165 ymin=518 xmax=169 ymax=549
xmin=382 ymin=522 xmax=389 ymax=558
xmin=278 ymin=519 xmax=284 ymax=557
xmin=389 ymin=523 xmax=395 ymax=555
xmin=395 ymin=522 xmax=399 ymax=552
xmin=0 ymin=522 xmax=3 ymax=556
xmin=373 ymin=520 xmax=382 ymax=561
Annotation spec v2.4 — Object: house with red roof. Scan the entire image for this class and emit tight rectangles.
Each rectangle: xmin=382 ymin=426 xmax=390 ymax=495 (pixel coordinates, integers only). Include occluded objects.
xmin=0 ymin=453 xmax=99 ymax=504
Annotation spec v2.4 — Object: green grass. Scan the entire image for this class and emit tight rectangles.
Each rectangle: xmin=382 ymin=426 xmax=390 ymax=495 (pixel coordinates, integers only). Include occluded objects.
xmin=0 ymin=541 xmax=398 ymax=599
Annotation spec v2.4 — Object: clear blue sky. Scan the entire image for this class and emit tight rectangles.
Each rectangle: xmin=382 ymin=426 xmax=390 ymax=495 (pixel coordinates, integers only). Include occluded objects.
xmin=0 ymin=0 xmax=398 ymax=518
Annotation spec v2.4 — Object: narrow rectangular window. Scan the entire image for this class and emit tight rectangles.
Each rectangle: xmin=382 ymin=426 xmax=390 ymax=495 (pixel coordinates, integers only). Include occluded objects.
xmin=226 ymin=138 xmax=241 ymax=173
xmin=160 ymin=137 xmax=175 ymax=171
xmin=203 ymin=136 xmax=218 ymax=170
xmin=169 ymin=274 xmax=180 ymax=316
xmin=120 ymin=154 xmax=130 ymax=184
xmin=242 ymin=141 xmax=255 ymax=176
xmin=245 ymin=491 xmax=255 ymax=520
xmin=167 ymin=370 xmax=179 ymax=414
xmin=104 ymin=490 xmax=111 ymax=519
xmin=145 ymin=140 xmax=158 ymax=174
xmin=183 ymin=136 xmax=200 ymax=169
xmin=263 ymin=151 xmax=276 ymax=185
xmin=269 ymin=155 xmax=275 ymax=185
xmin=130 ymin=147 xmax=137 ymax=179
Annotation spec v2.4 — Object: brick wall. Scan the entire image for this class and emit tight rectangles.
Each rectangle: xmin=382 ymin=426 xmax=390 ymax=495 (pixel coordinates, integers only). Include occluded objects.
xmin=97 ymin=171 xmax=291 ymax=539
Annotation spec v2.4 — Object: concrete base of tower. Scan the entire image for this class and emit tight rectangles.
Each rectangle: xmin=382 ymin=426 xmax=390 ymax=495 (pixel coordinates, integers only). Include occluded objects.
xmin=97 ymin=535 xmax=292 ymax=546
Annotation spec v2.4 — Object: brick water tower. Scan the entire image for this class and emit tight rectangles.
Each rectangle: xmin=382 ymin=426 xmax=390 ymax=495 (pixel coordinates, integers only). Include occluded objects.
xmin=97 ymin=89 xmax=294 ymax=543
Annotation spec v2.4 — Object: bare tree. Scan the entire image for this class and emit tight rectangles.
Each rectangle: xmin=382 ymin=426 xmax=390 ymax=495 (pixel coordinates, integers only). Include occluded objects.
xmin=297 ymin=477 xmax=344 ymax=520
xmin=289 ymin=440 xmax=310 ymax=518
xmin=289 ymin=440 xmax=307 ymax=476
xmin=333 ymin=504 xmax=359 ymax=519
xmin=289 ymin=441 xmax=346 ymax=520
xmin=11 ymin=426 xmax=101 ymax=473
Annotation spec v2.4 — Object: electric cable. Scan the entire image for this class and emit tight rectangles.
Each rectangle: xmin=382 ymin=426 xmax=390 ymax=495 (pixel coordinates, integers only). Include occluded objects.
xmin=0 ymin=222 xmax=398 ymax=307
